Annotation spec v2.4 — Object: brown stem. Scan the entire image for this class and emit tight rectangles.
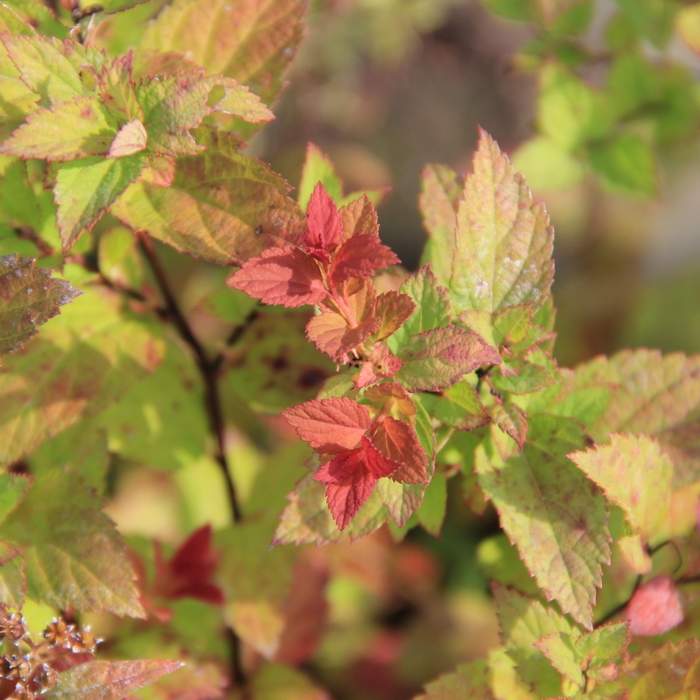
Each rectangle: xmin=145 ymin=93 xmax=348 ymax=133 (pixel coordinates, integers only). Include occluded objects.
xmin=135 ymin=233 xmax=246 ymax=687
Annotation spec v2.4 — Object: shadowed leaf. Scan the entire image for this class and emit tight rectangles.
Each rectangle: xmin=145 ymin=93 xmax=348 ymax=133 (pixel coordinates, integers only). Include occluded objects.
xmin=0 ymin=255 xmax=79 ymax=354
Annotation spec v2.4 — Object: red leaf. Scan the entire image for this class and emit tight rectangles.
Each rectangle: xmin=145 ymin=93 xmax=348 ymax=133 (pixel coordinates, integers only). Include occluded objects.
xmin=303 ymin=182 xmax=343 ymax=259
xmin=329 ymin=235 xmax=400 ymax=288
xmin=627 ymin=576 xmax=684 ymax=636
xmin=154 ymin=525 xmax=224 ymax=606
xmin=228 ymin=245 xmax=325 ymax=307
xmin=283 ymin=398 xmax=372 ymax=453
xmin=370 ymin=416 xmax=429 ymax=483
xmin=315 ymin=436 xmax=398 ymax=529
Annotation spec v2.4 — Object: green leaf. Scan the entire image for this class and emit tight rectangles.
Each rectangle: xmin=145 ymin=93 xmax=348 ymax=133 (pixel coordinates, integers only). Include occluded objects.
xmin=141 ymin=0 xmax=306 ymax=106
xmin=678 ymin=3 xmax=700 ymax=54
xmin=112 ymin=132 xmax=303 ymax=265
xmin=481 ymin=0 xmax=532 ymax=21
xmin=97 ymin=339 xmax=208 ymax=470
xmin=298 ymin=143 xmax=344 ymax=209
xmin=417 ymin=659 xmax=495 ymax=699
xmin=478 ymin=417 xmax=611 ymax=628
xmin=46 ymin=659 xmax=182 ymax=699
xmin=614 ymin=0 xmax=678 ymax=47
xmin=569 ymin=434 xmax=672 ymax=545
xmin=477 ymin=534 xmax=539 ymax=596
xmin=588 ymin=133 xmax=656 ymax=195
xmin=1 ymin=97 xmax=116 ymax=162
xmin=0 ymin=544 xmax=25 ymax=608
xmin=375 ymin=478 xmax=424 ymax=528
xmin=0 ymin=470 xmax=144 ymax=617
xmin=494 ymin=585 xmax=576 ymax=697
xmin=512 ymin=136 xmax=584 ymax=190
xmin=450 ymin=130 xmax=554 ymax=327
xmin=389 ymin=266 xmax=452 ymax=349
xmin=537 ymin=64 xmax=610 ymax=150
xmin=417 ymin=471 xmax=447 ymax=535
xmin=0 ymin=474 xmax=29 ymax=523
xmin=221 ymin=308 xmax=332 ymax=413
xmin=217 ymin=521 xmax=295 ymax=658
xmin=0 ymin=255 xmax=79 ymax=354
xmin=55 ymin=153 xmax=146 ymax=249
xmin=251 ymin=663 xmax=328 ymax=700
xmin=0 ymin=33 xmax=85 ymax=104
xmin=0 ymin=285 xmax=164 ymax=467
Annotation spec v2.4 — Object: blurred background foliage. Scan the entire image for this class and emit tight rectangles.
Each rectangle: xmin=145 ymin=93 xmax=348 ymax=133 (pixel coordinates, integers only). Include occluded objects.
xmin=4 ymin=0 xmax=700 ymax=697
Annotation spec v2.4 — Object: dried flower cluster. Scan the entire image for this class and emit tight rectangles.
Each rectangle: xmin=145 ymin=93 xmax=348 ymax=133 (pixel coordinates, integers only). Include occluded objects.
xmin=0 ymin=606 xmax=98 ymax=700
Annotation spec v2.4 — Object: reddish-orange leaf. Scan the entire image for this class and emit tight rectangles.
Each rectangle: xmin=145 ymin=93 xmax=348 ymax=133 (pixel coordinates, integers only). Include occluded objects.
xmin=283 ymin=398 xmax=372 ymax=453
xmin=340 ymin=196 xmax=379 ymax=240
xmin=329 ymin=235 xmax=400 ymax=288
xmin=306 ymin=308 xmax=378 ymax=362
xmin=354 ymin=344 xmax=402 ymax=388
xmin=315 ymin=436 xmax=398 ymax=529
xmin=370 ymin=416 xmax=429 ymax=484
xmin=373 ymin=291 xmax=415 ymax=341
xmin=227 ymin=245 xmax=325 ymax=307
xmin=303 ymin=183 xmax=343 ymax=259
xmin=626 ymin=576 xmax=684 ymax=636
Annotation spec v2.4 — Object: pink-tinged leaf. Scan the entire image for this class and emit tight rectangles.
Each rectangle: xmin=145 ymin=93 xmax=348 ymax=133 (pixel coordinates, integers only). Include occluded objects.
xmin=396 ymin=325 xmax=500 ymax=392
xmin=340 ymin=196 xmax=379 ymax=239
xmin=626 ymin=576 xmax=684 ymax=637
xmin=112 ymin=132 xmax=304 ymax=265
xmin=283 ymin=398 xmax=371 ymax=453
xmin=568 ymin=434 xmax=672 ymax=544
xmin=370 ymin=416 xmax=429 ymax=484
xmin=214 ymin=80 xmax=274 ymax=124
xmin=418 ymin=164 xmax=461 ymax=285
xmin=329 ymin=234 xmax=400 ymax=288
xmin=305 ymin=308 xmax=377 ymax=362
xmin=141 ymin=0 xmax=306 ymax=107
xmin=47 ymin=659 xmax=183 ymax=699
xmin=0 ymin=97 xmax=116 ymax=161
xmin=303 ymin=183 xmax=343 ymax=258
xmin=478 ymin=417 xmax=611 ymax=629
xmin=108 ymin=118 xmax=148 ymax=157
xmin=228 ymin=246 xmax=325 ymax=308
xmin=451 ymin=129 xmax=555 ymax=315
xmin=373 ymin=291 xmax=415 ymax=341
xmin=491 ymin=400 xmax=528 ymax=449
xmin=315 ymin=436 xmax=397 ymax=530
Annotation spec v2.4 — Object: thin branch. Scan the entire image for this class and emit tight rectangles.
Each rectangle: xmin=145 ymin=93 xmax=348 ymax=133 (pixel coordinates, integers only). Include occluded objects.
xmin=211 ymin=308 xmax=260 ymax=373
xmin=135 ymin=232 xmax=246 ymax=687
xmin=594 ymin=574 xmax=642 ymax=628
